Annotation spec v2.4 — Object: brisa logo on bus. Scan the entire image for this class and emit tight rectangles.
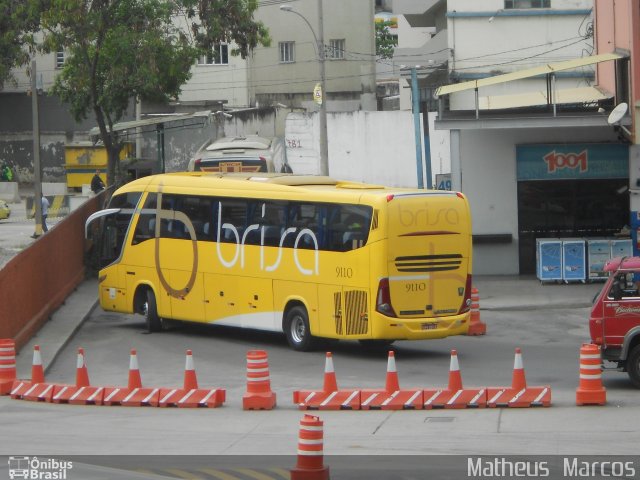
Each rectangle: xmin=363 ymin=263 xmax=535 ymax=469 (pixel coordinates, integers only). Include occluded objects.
xmin=215 ymin=202 xmax=319 ymax=276
xmin=154 ymin=191 xmax=319 ymax=299
xmin=543 ymin=150 xmax=588 ymax=174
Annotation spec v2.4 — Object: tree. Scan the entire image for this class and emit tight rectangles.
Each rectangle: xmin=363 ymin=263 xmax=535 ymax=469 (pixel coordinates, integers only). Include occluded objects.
xmin=37 ymin=0 xmax=270 ymax=186
xmin=0 ymin=0 xmax=42 ymax=87
xmin=375 ymin=20 xmax=397 ymax=60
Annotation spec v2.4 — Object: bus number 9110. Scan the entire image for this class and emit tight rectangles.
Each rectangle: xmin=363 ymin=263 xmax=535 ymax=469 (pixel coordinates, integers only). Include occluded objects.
xmin=406 ymin=282 xmax=426 ymax=292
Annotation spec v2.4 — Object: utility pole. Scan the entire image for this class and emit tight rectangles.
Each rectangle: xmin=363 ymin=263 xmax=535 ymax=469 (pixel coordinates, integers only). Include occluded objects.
xmin=31 ymin=59 xmax=43 ymax=238
xmin=317 ymin=0 xmax=329 ymax=176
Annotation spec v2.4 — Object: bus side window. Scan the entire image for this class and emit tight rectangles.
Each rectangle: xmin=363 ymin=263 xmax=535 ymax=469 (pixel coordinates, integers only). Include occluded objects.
xmin=131 ymin=193 xmax=157 ymax=245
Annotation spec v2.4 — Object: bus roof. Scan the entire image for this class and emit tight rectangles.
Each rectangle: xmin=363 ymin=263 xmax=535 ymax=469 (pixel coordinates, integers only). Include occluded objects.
xmin=114 ymin=172 xmax=465 ymax=201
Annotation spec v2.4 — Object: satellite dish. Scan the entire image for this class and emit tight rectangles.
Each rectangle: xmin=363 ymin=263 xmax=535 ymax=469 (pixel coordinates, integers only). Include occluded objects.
xmin=608 ymin=102 xmax=628 ymax=125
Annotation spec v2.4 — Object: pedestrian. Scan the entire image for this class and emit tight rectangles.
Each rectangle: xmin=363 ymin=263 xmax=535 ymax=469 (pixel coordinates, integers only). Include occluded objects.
xmin=41 ymin=194 xmax=50 ymax=233
xmin=91 ymin=170 xmax=105 ymax=194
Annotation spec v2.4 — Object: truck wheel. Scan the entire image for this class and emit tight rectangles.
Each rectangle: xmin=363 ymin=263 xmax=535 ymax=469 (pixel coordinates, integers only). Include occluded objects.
xmin=627 ymin=345 xmax=640 ymax=388
xmin=144 ymin=290 xmax=162 ymax=333
xmin=284 ymin=306 xmax=316 ymax=351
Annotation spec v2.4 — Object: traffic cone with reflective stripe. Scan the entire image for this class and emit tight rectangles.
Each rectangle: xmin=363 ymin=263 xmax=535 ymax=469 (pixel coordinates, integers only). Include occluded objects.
xmin=158 ymin=349 xmax=225 ymax=408
xmin=290 ymin=414 xmax=330 ymax=480
xmin=75 ymin=348 xmax=90 ymax=387
xmin=323 ymin=352 xmax=338 ymax=393
xmin=31 ymin=345 xmax=45 ymax=384
xmin=385 ymin=351 xmax=400 ymax=393
xmin=448 ymin=350 xmax=463 ymax=391
xmin=511 ymin=347 xmax=526 ymax=391
xmin=102 ymin=349 xmax=160 ymax=407
xmin=423 ymin=349 xmax=486 ymax=409
xmin=52 ymin=347 xmax=104 ymax=405
xmin=576 ymin=343 xmax=606 ymax=406
xmin=0 ymin=338 xmax=17 ymax=395
xmin=361 ymin=351 xmax=423 ymax=410
xmin=467 ymin=287 xmax=487 ymax=335
xmin=183 ymin=350 xmax=198 ymax=390
xmin=293 ymin=352 xmax=360 ymax=410
xmin=487 ymin=347 xmax=551 ymax=408
xmin=128 ymin=349 xmax=142 ymax=389
xmin=243 ymin=350 xmax=276 ymax=410
xmin=10 ymin=344 xmax=55 ymax=402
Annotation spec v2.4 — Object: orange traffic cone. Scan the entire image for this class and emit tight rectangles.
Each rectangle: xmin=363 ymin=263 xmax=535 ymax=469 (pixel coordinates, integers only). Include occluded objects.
xmin=31 ymin=345 xmax=45 ymax=383
xmin=75 ymin=348 xmax=90 ymax=387
xmin=243 ymin=350 xmax=276 ymax=410
xmin=448 ymin=350 xmax=463 ymax=391
xmin=385 ymin=351 xmax=400 ymax=392
xmin=0 ymin=338 xmax=17 ymax=395
xmin=128 ymin=349 xmax=142 ymax=389
xmin=467 ymin=287 xmax=487 ymax=335
xmin=292 ymin=352 xmax=360 ymax=410
xmin=576 ymin=343 xmax=606 ymax=406
xmin=10 ymin=345 xmax=54 ymax=402
xmin=323 ymin=352 xmax=338 ymax=392
xmin=290 ymin=414 xmax=330 ymax=480
xmin=183 ymin=350 xmax=198 ymax=390
xmin=511 ymin=347 xmax=526 ymax=391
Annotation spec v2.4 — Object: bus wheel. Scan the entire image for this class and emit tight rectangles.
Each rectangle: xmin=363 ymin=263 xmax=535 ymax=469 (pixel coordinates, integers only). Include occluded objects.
xmin=284 ymin=306 xmax=316 ymax=351
xmin=627 ymin=345 xmax=640 ymax=388
xmin=144 ymin=290 xmax=162 ymax=333
xmin=359 ymin=339 xmax=395 ymax=351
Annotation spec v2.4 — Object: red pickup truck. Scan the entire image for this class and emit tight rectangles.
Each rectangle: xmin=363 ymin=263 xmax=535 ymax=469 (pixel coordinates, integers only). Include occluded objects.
xmin=589 ymin=256 xmax=640 ymax=387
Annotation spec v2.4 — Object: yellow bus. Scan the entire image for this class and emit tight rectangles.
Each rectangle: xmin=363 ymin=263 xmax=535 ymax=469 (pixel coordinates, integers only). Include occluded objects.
xmin=86 ymin=173 xmax=473 ymax=351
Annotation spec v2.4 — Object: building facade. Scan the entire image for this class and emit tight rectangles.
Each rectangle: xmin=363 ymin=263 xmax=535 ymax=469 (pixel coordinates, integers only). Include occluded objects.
xmin=392 ymin=0 xmax=634 ymax=275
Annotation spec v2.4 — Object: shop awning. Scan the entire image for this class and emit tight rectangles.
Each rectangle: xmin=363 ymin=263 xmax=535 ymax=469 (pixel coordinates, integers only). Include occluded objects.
xmin=436 ymin=52 xmax=624 ymax=97
xmin=479 ymin=85 xmax=612 ymax=110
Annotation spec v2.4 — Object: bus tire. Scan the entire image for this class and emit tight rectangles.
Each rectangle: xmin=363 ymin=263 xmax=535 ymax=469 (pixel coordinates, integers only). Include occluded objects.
xmin=627 ymin=345 xmax=640 ymax=388
xmin=284 ymin=306 xmax=316 ymax=351
xmin=144 ymin=289 xmax=162 ymax=333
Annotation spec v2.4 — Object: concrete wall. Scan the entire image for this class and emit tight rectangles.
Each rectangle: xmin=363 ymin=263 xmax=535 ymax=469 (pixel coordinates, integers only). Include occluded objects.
xmin=0 ymin=192 xmax=102 ymax=349
xmin=458 ymin=126 xmax=621 ymax=275
xmin=0 ymin=92 xmax=132 ymax=183
xmin=285 ymin=110 xmax=442 ymax=188
xmin=159 ymin=108 xmax=279 ymax=172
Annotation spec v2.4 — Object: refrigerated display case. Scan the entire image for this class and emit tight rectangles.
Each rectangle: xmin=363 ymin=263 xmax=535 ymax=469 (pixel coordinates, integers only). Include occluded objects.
xmin=611 ymin=238 xmax=632 ymax=259
xmin=587 ymin=238 xmax=610 ymax=281
xmin=561 ymin=238 xmax=586 ymax=283
xmin=536 ymin=238 xmax=563 ymax=282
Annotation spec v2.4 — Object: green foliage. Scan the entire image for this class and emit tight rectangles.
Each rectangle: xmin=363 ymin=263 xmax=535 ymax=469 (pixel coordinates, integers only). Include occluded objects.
xmin=32 ymin=0 xmax=270 ymax=184
xmin=375 ymin=21 xmax=397 ymax=60
xmin=0 ymin=0 xmax=42 ymax=87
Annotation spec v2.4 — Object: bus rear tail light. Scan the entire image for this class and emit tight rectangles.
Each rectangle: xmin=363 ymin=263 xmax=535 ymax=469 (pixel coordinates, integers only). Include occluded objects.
xmin=458 ymin=274 xmax=473 ymax=315
xmin=194 ymin=158 xmax=202 ymax=171
xmin=376 ymin=278 xmax=397 ymax=317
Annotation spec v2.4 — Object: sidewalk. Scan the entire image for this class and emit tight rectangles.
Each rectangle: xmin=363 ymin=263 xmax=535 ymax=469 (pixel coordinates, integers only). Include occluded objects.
xmin=474 ymin=275 xmax=601 ymax=311
xmin=14 ymin=274 xmax=604 ymax=372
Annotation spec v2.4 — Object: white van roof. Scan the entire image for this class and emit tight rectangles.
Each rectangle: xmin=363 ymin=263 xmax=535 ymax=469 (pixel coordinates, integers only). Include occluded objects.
xmin=205 ymin=135 xmax=272 ymax=151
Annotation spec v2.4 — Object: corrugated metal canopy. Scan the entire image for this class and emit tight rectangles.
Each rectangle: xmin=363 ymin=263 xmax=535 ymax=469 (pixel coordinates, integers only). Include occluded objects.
xmin=88 ymin=110 xmax=212 ymax=136
xmin=436 ymin=52 xmax=624 ymax=97
xmin=479 ymin=86 xmax=612 ymax=110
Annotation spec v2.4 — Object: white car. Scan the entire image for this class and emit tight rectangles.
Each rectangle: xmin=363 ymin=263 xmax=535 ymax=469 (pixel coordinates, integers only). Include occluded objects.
xmin=188 ymin=135 xmax=291 ymax=174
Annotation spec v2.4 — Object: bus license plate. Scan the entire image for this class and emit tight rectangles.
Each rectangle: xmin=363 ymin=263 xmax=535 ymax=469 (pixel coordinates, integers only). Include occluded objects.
xmin=421 ymin=322 xmax=437 ymax=330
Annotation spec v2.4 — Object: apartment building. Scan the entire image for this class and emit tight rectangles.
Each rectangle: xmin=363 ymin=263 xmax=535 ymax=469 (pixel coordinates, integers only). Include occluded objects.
xmin=392 ymin=0 xmax=633 ymax=275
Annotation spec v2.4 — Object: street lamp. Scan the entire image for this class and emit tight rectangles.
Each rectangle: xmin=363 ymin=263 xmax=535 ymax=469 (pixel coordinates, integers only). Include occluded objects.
xmin=280 ymin=3 xmax=329 ymax=176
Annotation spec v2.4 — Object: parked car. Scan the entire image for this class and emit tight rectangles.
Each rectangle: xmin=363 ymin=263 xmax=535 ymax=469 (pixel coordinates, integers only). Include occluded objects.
xmin=0 ymin=200 xmax=11 ymax=220
xmin=589 ymin=255 xmax=640 ymax=387
xmin=188 ymin=135 xmax=291 ymax=174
